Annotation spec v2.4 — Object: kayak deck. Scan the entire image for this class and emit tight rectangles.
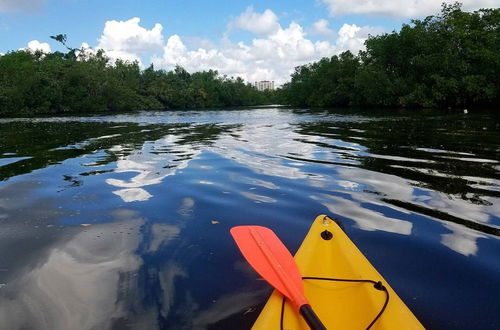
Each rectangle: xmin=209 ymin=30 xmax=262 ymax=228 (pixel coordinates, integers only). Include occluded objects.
xmin=252 ymin=215 xmax=423 ymax=329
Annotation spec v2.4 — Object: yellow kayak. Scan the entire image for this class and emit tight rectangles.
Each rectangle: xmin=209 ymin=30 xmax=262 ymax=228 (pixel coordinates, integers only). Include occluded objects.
xmin=252 ymin=215 xmax=423 ymax=329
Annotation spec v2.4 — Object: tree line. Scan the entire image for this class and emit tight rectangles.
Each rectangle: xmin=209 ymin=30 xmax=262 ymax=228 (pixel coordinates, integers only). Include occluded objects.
xmin=277 ymin=3 xmax=499 ymax=109
xmin=0 ymin=42 xmax=275 ymax=117
xmin=0 ymin=3 xmax=498 ymax=117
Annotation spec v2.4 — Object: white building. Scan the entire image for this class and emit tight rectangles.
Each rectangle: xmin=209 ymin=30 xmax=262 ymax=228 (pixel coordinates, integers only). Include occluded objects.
xmin=255 ymin=80 xmax=274 ymax=91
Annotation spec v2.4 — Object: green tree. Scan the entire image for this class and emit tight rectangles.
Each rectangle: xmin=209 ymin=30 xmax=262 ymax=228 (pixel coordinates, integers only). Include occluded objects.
xmin=280 ymin=3 xmax=499 ymax=110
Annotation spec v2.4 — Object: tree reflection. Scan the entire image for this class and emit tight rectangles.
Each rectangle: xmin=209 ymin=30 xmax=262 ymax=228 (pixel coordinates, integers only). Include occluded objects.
xmin=295 ymin=115 xmax=500 ymax=203
xmin=0 ymin=121 xmax=233 ymax=182
xmin=294 ymin=113 xmax=500 ymax=238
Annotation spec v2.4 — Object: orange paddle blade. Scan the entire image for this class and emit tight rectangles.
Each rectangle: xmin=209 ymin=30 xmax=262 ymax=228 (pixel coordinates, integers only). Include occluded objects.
xmin=230 ymin=226 xmax=308 ymax=309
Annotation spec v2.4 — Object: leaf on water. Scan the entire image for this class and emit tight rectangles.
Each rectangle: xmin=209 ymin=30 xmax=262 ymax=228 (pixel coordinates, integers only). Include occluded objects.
xmin=211 ymin=220 xmax=220 ymax=225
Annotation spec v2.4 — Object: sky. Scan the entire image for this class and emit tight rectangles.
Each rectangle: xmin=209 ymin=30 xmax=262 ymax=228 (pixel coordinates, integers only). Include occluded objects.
xmin=0 ymin=0 xmax=497 ymax=84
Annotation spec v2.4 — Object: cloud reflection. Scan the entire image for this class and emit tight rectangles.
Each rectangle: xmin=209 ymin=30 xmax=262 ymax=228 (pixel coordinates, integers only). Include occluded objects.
xmin=178 ymin=197 xmax=195 ymax=217
xmin=312 ymin=194 xmax=412 ymax=235
xmin=106 ymin=135 xmax=200 ymax=202
xmin=441 ymin=223 xmax=487 ymax=256
xmin=0 ymin=209 xmax=144 ymax=330
xmin=158 ymin=262 xmax=188 ymax=319
xmin=192 ymin=289 xmax=266 ymax=329
xmin=241 ymin=191 xmax=277 ymax=203
xmin=336 ymin=161 xmax=499 ymax=255
xmin=112 ymin=187 xmax=153 ymax=202
xmin=148 ymin=223 xmax=181 ymax=252
xmin=415 ymin=191 xmax=499 ymax=225
xmin=105 ymin=120 xmax=322 ymax=203
xmin=213 ymin=123 xmax=318 ymax=180
xmin=337 ymin=167 xmax=415 ymax=200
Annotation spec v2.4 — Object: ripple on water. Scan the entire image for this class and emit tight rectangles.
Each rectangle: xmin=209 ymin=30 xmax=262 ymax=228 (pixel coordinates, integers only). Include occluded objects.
xmin=0 ymin=109 xmax=499 ymax=329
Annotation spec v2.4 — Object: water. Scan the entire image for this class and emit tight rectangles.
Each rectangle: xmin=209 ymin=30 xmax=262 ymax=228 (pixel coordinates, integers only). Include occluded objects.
xmin=0 ymin=108 xmax=499 ymax=329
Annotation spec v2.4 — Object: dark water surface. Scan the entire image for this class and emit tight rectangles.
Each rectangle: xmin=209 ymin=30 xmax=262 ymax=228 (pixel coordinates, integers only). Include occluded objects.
xmin=0 ymin=108 xmax=499 ymax=329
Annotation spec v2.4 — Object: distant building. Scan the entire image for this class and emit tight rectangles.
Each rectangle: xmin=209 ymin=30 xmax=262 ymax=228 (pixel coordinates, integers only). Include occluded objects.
xmin=255 ymin=80 xmax=274 ymax=91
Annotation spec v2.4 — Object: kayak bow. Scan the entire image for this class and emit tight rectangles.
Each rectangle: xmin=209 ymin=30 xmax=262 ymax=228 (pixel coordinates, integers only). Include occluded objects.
xmin=234 ymin=215 xmax=424 ymax=329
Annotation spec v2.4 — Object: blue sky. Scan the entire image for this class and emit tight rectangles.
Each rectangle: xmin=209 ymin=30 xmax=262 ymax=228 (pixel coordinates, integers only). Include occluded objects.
xmin=0 ymin=0 xmax=496 ymax=84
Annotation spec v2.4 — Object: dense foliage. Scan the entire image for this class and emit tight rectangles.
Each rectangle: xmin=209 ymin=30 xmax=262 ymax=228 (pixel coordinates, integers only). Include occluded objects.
xmin=0 ymin=47 xmax=275 ymax=117
xmin=279 ymin=3 xmax=499 ymax=109
xmin=0 ymin=3 xmax=498 ymax=116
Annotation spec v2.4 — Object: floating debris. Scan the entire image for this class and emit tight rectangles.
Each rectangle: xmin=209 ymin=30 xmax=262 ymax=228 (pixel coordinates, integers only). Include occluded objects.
xmin=243 ymin=307 xmax=255 ymax=315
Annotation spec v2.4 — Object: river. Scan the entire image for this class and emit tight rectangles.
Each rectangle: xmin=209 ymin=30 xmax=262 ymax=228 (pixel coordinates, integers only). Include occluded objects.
xmin=0 ymin=107 xmax=499 ymax=329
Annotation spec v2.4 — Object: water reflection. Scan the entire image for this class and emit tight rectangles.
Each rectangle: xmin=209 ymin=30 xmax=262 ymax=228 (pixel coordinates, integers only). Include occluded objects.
xmin=441 ymin=223 xmax=487 ymax=256
xmin=211 ymin=122 xmax=318 ymax=180
xmin=191 ymin=289 xmax=265 ymax=329
xmin=335 ymin=166 xmax=500 ymax=232
xmin=336 ymin=167 xmax=415 ymax=200
xmin=240 ymin=191 xmax=277 ymax=204
xmin=296 ymin=118 xmax=500 ymax=202
xmin=312 ymin=193 xmax=413 ymax=235
xmin=0 ymin=156 xmax=32 ymax=167
xmin=0 ymin=209 xmax=144 ymax=330
xmin=178 ymin=197 xmax=195 ymax=217
xmin=148 ymin=223 xmax=181 ymax=252
xmin=0 ymin=109 xmax=499 ymax=329
xmin=99 ymin=124 xmax=234 ymax=202
xmin=105 ymin=135 xmax=198 ymax=202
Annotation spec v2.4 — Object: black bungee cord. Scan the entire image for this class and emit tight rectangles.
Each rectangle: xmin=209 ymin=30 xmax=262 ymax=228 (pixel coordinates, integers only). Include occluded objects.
xmin=278 ymin=216 xmax=390 ymax=330
xmin=279 ymin=276 xmax=390 ymax=330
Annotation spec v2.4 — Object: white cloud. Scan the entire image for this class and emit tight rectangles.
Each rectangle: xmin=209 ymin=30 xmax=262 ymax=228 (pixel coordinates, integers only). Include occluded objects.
xmin=20 ymin=40 xmax=51 ymax=53
xmin=150 ymin=8 xmax=385 ymax=84
xmin=97 ymin=17 xmax=164 ymax=65
xmin=321 ymin=0 xmax=498 ymax=18
xmin=157 ymin=34 xmax=187 ymax=67
xmin=229 ymin=6 xmax=280 ymax=36
xmin=184 ymin=37 xmax=216 ymax=50
xmin=311 ymin=19 xmax=335 ymax=38
xmin=0 ymin=0 xmax=45 ymax=13
xmin=336 ymin=24 xmax=384 ymax=54
xmin=74 ymin=42 xmax=97 ymax=60
xmin=153 ymin=17 xmax=379 ymax=84
xmin=92 ymin=9 xmax=383 ymax=84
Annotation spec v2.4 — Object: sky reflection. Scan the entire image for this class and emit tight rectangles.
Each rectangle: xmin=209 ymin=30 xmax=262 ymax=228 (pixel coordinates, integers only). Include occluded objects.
xmin=335 ymin=166 xmax=499 ymax=255
xmin=0 ymin=209 xmax=144 ymax=330
xmin=312 ymin=193 xmax=413 ymax=235
xmin=0 ymin=109 xmax=499 ymax=329
xmin=441 ymin=223 xmax=487 ymax=256
xmin=105 ymin=135 xmax=200 ymax=202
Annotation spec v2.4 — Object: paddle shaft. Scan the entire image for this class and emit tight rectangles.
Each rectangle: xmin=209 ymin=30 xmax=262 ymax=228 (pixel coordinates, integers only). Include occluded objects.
xmin=300 ymin=304 xmax=327 ymax=330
